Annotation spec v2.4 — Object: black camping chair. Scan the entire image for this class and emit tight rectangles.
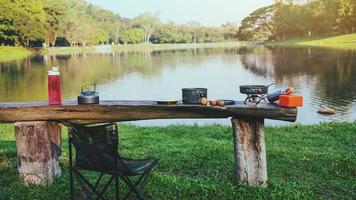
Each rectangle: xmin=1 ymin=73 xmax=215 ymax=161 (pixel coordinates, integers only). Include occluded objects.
xmin=68 ymin=123 xmax=158 ymax=200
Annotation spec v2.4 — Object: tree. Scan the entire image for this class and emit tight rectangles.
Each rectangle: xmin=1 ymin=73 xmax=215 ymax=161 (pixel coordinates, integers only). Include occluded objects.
xmin=86 ymin=5 xmax=121 ymax=44
xmin=0 ymin=0 xmax=46 ymax=47
xmin=221 ymin=22 xmax=238 ymax=41
xmin=42 ymin=0 xmax=69 ymax=46
xmin=337 ymin=0 xmax=356 ymax=34
xmin=239 ymin=5 xmax=276 ymax=40
xmin=0 ymin=0 xmax=18 ymax=45
xmin=133 ymin=12 xmax=160 ymax=43
xmin=120 ymin=28 xmax=145 ymax=44
xmin=238 ymin=0 xmax=351 ymax=41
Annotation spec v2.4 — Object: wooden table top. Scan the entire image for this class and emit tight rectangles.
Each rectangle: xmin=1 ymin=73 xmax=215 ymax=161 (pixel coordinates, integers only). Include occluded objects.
xmin=0 ymin=100 xmax=297 ymax=123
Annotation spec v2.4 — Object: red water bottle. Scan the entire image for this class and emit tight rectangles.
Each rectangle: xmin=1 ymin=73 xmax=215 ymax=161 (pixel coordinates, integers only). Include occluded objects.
xmin=48 ymin=66 xmax=62 ymax=105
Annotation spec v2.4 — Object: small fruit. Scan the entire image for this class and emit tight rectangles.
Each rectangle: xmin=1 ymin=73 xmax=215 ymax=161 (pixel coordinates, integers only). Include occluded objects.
xmin=210 ymin=100 xmax=217 ymax=106
xmin=200 ymin=97 xmax=208 ymax=105
xmin=218 ymin=100 xmax=225 ymax=106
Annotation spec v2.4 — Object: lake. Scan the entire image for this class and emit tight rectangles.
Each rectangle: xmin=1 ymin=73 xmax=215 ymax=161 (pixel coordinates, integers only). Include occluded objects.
xmin=0 ymin=46 xmax=355 ymax=126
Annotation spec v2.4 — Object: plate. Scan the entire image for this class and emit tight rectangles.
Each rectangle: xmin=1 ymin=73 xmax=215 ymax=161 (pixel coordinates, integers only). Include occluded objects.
xmin=155 ymin=100 xmax=178 ymax=105
xmin=217 ymin=100 xmax=235 ymax=105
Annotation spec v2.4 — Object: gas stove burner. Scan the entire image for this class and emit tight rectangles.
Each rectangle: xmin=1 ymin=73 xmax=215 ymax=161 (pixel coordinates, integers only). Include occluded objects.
xmin=239 ymin=84 xmax=272 ymax=104
xmin=244 ymin=94 xmax=267 ymax=104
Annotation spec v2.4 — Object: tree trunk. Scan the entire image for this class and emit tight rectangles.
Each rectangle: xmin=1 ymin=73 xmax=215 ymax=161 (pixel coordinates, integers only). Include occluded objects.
xmin=14 ymin=121 xmax=61 ymax=186
xmin=51 ymin=35 xmax=57 ymax=47
xmin=231 ymin=117 xmax=267 ymax=187
xmin=282 ymin=30 xmax=285 ymax=41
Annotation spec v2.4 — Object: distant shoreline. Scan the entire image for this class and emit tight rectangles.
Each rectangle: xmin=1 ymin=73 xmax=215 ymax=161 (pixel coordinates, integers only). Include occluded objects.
xmin=2 ymin=35 xmax=355 ymax=63
xmin=0 ymin=42 xmax=246 ymax=62
xmin=41 ymin=42 xmax=247 ymax=55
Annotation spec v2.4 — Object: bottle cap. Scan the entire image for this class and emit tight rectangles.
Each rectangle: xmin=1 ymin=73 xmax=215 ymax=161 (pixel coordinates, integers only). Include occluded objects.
xmin=48 ymin=66 xmax=60 ymax=75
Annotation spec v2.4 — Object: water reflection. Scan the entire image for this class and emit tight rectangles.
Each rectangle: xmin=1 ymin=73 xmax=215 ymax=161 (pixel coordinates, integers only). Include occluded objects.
xmin=0 ymin=47 xmax=355 ymax=125
xmin=240 ymin=46 xmax=356 ymax=123
xmin=0 ymin=49 xmax=237 ymax=101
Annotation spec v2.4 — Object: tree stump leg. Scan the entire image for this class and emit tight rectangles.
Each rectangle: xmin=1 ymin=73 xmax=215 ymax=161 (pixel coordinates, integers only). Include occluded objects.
xmin=231 ymin=117 xmax=267 ymax=187
xmin=14 ymin=121 xmax=61 ymax=186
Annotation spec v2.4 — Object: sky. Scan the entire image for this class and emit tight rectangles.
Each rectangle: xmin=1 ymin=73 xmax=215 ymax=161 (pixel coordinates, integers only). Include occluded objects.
xmin=84 ymin=0 xmax=275 ymax=26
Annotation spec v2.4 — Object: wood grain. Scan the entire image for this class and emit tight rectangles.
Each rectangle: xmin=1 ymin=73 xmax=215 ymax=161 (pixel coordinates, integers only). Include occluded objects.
xmin=0 ymin=101 xmax=297 ymax=124
xmin=14 ymin=121 xmax=61 ymax=185
xmin=231 ymin=117 xmax=267 ymax=187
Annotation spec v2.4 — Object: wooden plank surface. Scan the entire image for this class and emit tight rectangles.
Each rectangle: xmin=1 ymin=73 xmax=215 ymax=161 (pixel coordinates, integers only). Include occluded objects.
xmin=0 ymin=101 xmax=297 ymax=124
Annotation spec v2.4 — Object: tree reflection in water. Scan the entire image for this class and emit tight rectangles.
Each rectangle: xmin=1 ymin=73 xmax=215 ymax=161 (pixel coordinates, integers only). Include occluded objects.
xmin=0 ymin=47 xmax=355 ymax=124
xmin=239 ymin=46 xmax=356 ymax=122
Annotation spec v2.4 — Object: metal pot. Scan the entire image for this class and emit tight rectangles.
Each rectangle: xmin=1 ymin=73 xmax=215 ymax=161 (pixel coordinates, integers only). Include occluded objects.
xmin=182 ymin=88 xmax=207 ymax=104
xmin=78 ymin=83 xmax=99 ymax=105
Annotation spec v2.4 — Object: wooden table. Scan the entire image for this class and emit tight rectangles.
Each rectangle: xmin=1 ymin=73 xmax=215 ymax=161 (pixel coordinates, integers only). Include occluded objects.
xmin=0 ymin=101 xmax=297 ymax=187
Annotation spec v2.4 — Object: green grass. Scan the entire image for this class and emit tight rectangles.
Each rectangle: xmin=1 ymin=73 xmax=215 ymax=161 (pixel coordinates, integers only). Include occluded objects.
xmin=0 ymin=46 xmax=33 ymax=62
xmin=112 ymin=42 xmax=243 ymax=52
xmin=0 ymin=123 xmax=355 ymax=199
xmin=41 ymin=46 xmax=95 ymax=55
xmin=274 ymin=34 xmax=356 ymax=50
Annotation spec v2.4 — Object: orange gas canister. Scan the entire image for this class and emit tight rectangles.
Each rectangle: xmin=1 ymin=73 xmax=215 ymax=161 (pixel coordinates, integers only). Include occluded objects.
xmin=279 ymin=95 xmax=303 ymax=108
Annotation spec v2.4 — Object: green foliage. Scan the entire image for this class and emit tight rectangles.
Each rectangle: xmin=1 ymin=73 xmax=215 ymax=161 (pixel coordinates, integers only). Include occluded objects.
xmin=239 ymin=5 xmax=275 ymax=40
xmin=0 ymin=123 xmax=355 ymax=199
xmin=0 ymin=0 xmax=238 ymax=47
xmin=0 ymin=0 xmax=47 ymax=46
xmin=133 ymin=12 xmax=160 ymax=43
xmin=240 ymin=0 xmax=356 ymax=41
xmin=337 ymin=0 xmax=356 ymax=34
xmin=120 ymin=28 xmax=145 ymax=44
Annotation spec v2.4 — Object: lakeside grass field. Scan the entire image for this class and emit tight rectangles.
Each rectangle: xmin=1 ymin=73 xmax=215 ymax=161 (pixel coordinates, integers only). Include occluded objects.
xmin=0 ymin=46 xmax=33 ymax=62
xmin=0 ymin=123 xmax=355 ymax=199
xmin=274 ymin=34 xmax=356 ymax=50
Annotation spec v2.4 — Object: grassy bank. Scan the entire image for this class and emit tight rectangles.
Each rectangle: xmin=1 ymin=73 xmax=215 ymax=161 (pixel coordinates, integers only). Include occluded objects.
xmin=274 ymin=34 xmax=356 ymax=50
xmin=41 ymin=42 xmax=244 ymax=55
xmin=112 ymin=42 xmax=244 ymax=52
xmin=0 ymin=46 xmax=33 ymax=62
xmin=41 ymin=46 xmax=95 ymax=55
xmin=0 ymin=123 xmax=355 ymax=199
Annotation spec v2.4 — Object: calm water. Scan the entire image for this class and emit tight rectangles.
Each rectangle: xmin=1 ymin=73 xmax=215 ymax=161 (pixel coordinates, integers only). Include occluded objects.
xmin=1 ymin=46 xmax=356 ymax=126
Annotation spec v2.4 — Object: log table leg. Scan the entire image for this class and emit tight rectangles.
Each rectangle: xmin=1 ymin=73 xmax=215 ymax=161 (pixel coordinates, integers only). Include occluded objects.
xmin=14 ymin=121 xmax=61 ymax=186
xmin=231 ymin=117 xmax=267 ymax=187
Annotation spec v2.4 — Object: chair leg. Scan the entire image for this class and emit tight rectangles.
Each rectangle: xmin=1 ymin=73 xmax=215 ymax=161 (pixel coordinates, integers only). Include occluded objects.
xmin=138 ymin=170 xmax=153 ymax=195
xmin=115 ymin=176 xmax=120 ymax=200
xmin=122 ymin=176 xmax=144 ymax=200
xmin=123 ymin=174 xmax=145 ymax=199
xmin=74 ymin=169 xmax=107 ymax=200
xmin=98 ymin=175 xmax=115 ymax=196
xmin=73 ymin=170 xmax=95 ymax=200
xmin=123 ymin=170 xmax=153 ymax=200
xmin=94 ymin=173 xmax=104 ymax=189
xmin=69 ymin=140 xmax=74 ymax=200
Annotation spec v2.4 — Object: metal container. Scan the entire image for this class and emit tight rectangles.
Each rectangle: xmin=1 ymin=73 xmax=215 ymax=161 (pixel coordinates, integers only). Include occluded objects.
xmin=78 ymin=83 xmax=99 ymax=105
xmin=182 ymin=88 xmax=207 ymax=104
xmin=267 ymin=87 xmax=293 ymax=102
